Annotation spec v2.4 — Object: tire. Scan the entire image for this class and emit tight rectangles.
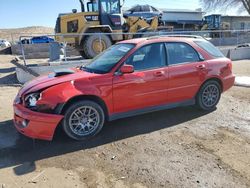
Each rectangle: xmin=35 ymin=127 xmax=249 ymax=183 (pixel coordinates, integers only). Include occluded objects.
xmin=79 ymin=50 xmax=88 ymax=59
xmin=82 ymin=34 xmax=112 ymax=59
xmin=62 ymin=100 xmax=105 ymax=140
xmin=196 ymin=80 xmax=221 ymax=111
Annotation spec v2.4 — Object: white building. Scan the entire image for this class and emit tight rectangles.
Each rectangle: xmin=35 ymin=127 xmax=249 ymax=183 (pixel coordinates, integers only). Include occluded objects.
xmin=161 ymin=9 xmax=204 ymax=30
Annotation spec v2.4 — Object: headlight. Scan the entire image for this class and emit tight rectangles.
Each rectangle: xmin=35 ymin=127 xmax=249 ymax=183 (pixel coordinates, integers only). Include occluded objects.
xmin=14 ymin=95 xmax=21 ymax=104
xmin=24 ymin=93 xmax=41 ymax=108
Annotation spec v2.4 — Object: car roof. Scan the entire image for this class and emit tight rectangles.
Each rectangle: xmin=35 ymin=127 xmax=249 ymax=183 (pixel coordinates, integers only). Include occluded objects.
xmin=118 ymin=35 xmax=205 ymax=46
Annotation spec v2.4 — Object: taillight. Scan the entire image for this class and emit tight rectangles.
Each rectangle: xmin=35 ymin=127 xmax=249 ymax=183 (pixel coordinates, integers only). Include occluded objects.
xmin=227 ymin=61 xmax=232 ymax=72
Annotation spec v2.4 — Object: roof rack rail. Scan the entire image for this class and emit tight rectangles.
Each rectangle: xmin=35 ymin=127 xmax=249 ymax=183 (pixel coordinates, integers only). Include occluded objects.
xmin=164 ymin=35 xmax=203 ymax=39
xmin=147 ymin=35 xmax=203 ymax=40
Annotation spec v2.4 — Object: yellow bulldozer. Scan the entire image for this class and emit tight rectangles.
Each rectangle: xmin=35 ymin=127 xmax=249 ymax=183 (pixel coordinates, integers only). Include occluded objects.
xmin=55 ymin=0 xmax=162 ymax=58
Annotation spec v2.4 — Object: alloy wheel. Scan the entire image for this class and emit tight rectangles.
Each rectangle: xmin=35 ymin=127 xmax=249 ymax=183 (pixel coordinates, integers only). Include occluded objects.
xmin=69 ymin=106 xmax=100 ymax=136
xmin=201 ymin=84 xmax=220 ymax=108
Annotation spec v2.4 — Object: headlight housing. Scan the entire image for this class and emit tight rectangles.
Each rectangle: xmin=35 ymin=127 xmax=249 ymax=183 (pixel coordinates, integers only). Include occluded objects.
xmin=24 ymin=93 xmax=41 ymax=108
xmin=14 ymin=95 xmax=22 ymax=104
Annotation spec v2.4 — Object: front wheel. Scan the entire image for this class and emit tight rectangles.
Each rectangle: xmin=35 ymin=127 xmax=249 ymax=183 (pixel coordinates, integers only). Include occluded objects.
xmin=196 ymin=80 xmax=221 ymax=111
xmin=62 ymin=100 xmax=105 ymax=140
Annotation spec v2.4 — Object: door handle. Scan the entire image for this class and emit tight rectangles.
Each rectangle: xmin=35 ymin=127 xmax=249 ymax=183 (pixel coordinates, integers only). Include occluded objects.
xmin=154 ymin=71 xmax=164 ymax=77
xmin=196 ymin=64 xmax=206 ymax=70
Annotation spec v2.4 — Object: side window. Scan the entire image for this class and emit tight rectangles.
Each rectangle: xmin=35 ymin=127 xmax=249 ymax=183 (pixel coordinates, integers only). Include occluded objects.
xmin=125 ymin=43 xmax=166 ymax=71
xmin=101 ymin=1 xmax=110 ymax=13
xmin=142 ymin=5 xmax=150 ymax=12
xmin=152 ymin=6 xmax=158 ymax=12
xmin=67 ymin=20 xmax=78 ymax=33
xmin=194 ymin=40 xmax=224 ymax=58
xmin=87 ymin=2 xmax=98 ymax=12
xmin=130 ymin=6 xmax=140 ymax=12
xmin=166 ymin=43 xmax=200 ymax=65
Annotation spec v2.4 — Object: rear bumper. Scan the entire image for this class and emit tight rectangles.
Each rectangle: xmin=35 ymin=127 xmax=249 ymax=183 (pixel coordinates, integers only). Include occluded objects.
xmin=13 ymin=104 xmax=64 ymax=141
xmin=223 ymin=74 xmax=235 ymax=92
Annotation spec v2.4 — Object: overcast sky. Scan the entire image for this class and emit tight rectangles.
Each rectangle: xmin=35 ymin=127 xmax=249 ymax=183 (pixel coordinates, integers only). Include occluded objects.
xmin=0 ymin=0 xmax=246 ymax=28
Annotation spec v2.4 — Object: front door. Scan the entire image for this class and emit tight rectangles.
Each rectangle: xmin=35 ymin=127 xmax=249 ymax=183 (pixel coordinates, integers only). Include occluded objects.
xmin=165 ymin=42 xmax=208 ymax=103
xmin=112 ymin=43 xmax=169 ymax=114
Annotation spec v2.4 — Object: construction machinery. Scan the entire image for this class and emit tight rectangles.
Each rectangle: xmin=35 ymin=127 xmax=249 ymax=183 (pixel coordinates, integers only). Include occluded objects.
xmin=55 ymin=0 xmax=161 ymax=58
xmin=202 ymin=14 xmax=231 ymax=38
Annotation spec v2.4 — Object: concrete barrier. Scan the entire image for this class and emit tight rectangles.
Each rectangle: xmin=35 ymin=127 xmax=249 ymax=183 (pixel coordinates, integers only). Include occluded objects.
xmin=220 ymin=47 xmax=250 ymax=61
xmin=16 ymin=60 xmax=90 ymax=84
xmin=0 ymin=47 xmax=12 ymax=54
xmin=11 ymin=43 xmax=80 ymax=59
xmin=11 ymin=43 xmax=50 ymax=58
xmin=234 ymin=76 xmax=250 ymax=87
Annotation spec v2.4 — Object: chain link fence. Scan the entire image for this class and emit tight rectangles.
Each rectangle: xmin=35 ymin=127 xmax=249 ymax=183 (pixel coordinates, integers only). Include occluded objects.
xmin=11 ymin=29 xmax=250 ymax=66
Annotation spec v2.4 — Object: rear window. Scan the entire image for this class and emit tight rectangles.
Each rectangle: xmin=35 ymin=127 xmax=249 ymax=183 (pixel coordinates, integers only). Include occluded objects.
xmin=194 ymin=40 xmax=224 ymax=58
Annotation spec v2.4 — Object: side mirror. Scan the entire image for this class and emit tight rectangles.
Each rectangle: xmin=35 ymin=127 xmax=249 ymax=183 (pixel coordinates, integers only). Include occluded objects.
xmin=120 ymin=65 xmax=134 ymax=74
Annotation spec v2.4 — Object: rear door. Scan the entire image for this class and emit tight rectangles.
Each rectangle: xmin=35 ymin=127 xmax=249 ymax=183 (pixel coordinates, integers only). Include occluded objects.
xmin=166 ymin=42 xmax=208 ymax=103
xmin=112 ymin=43 xmax=169 ymax=114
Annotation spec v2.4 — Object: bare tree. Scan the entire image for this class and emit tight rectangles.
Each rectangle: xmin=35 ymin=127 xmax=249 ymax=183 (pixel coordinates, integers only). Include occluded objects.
xmin=200 ymin=0 xmax=250 ymax=14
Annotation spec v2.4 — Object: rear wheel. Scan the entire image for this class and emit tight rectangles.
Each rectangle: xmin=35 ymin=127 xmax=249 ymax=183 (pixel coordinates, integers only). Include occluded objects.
xmin=62 ymin=100 xmax=105 ymax=140
xmin=196 ymin=80 xmax=221 ymax=111
xmin=82 ymin=34 xmax=112 ymax=59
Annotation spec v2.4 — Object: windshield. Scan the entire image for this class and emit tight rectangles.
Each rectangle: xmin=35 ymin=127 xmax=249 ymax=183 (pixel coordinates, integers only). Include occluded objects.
xmin=100 ymin=0 xmax=120 ymax=14
xmin=82 ymin=43 xmax=135 ymax=74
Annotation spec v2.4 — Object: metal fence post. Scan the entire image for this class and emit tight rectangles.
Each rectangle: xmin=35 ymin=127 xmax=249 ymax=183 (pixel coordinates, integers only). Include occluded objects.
xmin=62 ymin=35 xmax=67 ymax=63
xmin=19 ymin=36 xmax=27 ymax=66
xmin=236 ymin=30 xmax=239 ymax=45
xmin=11 ymin=33 xmax=14 ymax=44
xmin=219 ymin=31 xmax=222 ymax=46
xmin=98 ymin=33 xmax=102 ymax=53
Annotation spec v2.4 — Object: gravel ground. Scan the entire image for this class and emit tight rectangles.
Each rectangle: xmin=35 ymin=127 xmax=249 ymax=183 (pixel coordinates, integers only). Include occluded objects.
xmin=0 ymin=55 xmax=249 ymax=188
xmin=233 ymin=60 xmax=250 ymax=77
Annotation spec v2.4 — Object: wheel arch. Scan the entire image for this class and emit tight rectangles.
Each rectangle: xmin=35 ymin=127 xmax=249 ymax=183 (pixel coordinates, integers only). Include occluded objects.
xmin=59 ymin=95 xmax=109 ymax=120
xmin=197 ymin=77 xmax=223 ymax=96
xmin=79 ymin=25 xmax=113 ymax=45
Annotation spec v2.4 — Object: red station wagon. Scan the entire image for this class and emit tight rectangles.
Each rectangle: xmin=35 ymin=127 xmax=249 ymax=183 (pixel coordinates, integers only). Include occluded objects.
xmin=13 ymin=36 xmax=235 ymax=141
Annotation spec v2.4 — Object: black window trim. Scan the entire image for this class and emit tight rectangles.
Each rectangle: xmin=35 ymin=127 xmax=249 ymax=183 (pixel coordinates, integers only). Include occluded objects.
xmin=164 ymin=41 xmax=204 ymax=67
xmin=121 ymin=42 xmax=168 ymax=72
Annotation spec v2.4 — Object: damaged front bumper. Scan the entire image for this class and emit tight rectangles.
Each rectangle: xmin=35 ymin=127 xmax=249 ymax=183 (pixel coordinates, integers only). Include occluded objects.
xmin=13 ymin=104 xmax=64 ymax=141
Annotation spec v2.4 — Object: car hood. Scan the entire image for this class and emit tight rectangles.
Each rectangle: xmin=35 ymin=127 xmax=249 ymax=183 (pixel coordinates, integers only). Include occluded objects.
xmin=18 ymin=68 xmax=98 ymax=96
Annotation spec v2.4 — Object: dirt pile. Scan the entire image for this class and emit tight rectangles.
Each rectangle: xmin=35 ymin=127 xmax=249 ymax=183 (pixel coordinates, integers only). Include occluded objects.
xmin=0 ymin=26 xmax=54 ymax=42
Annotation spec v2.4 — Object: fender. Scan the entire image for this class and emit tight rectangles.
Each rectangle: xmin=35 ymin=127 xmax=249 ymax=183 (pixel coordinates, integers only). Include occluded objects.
xmin=36 ymin=76 xmax=113 ymax=115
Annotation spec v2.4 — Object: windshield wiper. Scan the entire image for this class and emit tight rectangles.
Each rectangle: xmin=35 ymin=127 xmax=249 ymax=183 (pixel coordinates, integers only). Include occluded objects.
xmin=80 ymin=66 xmax=93 ymax=73
xmin=80 ymin=65 xmax=108 ymax=74
xmin=80 ymin=66 xmax=103 ymax=74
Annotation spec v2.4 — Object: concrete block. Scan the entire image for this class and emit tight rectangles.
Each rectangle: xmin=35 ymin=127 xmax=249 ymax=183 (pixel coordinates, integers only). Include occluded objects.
xmin=235 ymin=76 xmax=250 ymax=87
xmin=230 ymin=47 xmax=250 ymax=60
xmin=220 ymin=47 xmax=250 ymax=61
xmin=0 ymin=47 xmax=11 ymax=54
xmin=11 ymin=43 xmax=81 ymax=59
xmin=16 ymin=68 xmax=36 ymax=84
